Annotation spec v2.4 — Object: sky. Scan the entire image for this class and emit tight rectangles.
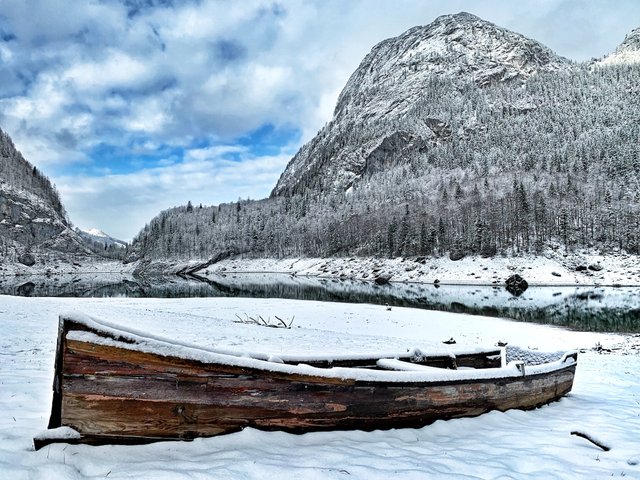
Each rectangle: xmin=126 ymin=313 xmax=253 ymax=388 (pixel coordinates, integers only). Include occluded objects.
xmin=0 ymin=0 xmax=638 ymax=241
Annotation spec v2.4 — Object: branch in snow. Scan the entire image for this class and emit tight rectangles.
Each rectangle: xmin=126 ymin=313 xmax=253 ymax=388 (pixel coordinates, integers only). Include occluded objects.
xmin=234 ymin=313 xmax=294 ymax=329
xmin=571 ymin=431 xmax=611 ymax=451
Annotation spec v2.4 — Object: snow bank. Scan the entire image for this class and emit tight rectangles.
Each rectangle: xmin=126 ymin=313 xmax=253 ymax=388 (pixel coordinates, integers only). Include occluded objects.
xmin=0 ymin=259 xmax=135 ymax=277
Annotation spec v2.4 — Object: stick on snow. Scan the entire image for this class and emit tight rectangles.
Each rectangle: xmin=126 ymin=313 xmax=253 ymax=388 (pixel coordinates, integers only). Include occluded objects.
xmin=571 ymin=431 xmax=611 ymax=451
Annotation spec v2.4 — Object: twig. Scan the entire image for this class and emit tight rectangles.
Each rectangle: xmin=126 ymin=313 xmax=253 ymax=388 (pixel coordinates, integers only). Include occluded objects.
xmin=234 ymin=313 xmax=294 ymax=328
xmin=274 ymin=315 xmax=288 ymax=328
xmin=571 ymin=431 xmax=611 ymax=451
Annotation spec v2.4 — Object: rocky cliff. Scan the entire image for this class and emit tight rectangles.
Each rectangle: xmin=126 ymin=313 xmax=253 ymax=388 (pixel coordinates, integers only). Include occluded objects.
xmin=0 ymin=128 xmax=89 ymax=266
xmin=271 ymin=12 xmax=571 ymax=197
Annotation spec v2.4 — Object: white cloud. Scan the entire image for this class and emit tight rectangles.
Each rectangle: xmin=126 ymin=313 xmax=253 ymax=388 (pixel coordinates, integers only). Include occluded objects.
xmin=0 ymin=0 xmax=639 ymax=238
xmin=64 ymin=50 xmax=154 ymax=92
xmin=123 ymin=94 xmax=173 ymax=133
xmin=56 ymin=145 xmax=291 ymax=240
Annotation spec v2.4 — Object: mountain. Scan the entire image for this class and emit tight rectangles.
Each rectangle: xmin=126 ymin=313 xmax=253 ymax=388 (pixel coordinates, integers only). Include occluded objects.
xmin=76 ymin=228 xmax=128 ymax=249
xmin=130 ymin=14 xmax=640 ymax=266
xmin=272 ymin=12 xmax=571 ymax=196
xmin=0 ymin=127 xmax=90 ymax=265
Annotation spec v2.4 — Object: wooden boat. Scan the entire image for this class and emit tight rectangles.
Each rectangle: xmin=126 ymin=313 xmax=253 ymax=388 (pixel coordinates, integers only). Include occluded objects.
xmin=34 ymin=314 xmax=578 ymax=450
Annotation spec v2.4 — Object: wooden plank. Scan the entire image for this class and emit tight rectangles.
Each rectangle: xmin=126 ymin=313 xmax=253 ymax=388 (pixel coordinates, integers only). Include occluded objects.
xmin=63 ymin=337 xmax=358 ymax=385
xmin=58 ymin=368 xmax=574 ymax=439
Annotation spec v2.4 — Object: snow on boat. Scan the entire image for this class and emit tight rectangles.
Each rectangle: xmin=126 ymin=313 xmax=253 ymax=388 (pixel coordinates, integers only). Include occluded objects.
xmin=34 ymin=313 xmax=578 ymax=449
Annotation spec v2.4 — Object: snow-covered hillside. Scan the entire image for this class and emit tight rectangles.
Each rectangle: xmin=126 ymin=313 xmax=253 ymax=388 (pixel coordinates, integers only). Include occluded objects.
xmin=201 ymin=250 xmax=640 ymax=287
xmin=130 ymin=13 xmax=640 ymax=264
xmin=598 ymin=26 xmax=640 ymax=65
xmin=0 ymin=128 xmax=91 ymax=262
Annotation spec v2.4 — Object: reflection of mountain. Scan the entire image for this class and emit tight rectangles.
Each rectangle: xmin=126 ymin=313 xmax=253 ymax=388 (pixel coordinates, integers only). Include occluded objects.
xmin=0 ymin=275 xmax=213 ymax=298
xmin=0 ymin=273 xmax=637 ymax=332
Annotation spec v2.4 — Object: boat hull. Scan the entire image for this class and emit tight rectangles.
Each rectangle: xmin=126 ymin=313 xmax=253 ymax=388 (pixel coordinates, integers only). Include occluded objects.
xmin=36 ymin=316 xmax=576 ymax=449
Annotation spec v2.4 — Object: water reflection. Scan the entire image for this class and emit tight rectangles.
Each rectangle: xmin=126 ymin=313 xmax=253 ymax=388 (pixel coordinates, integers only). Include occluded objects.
xmin=1 ymin=272 xmax=638 ymax=332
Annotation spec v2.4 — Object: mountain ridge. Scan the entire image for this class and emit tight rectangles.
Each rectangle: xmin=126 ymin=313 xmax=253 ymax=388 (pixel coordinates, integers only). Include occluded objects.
xmin=3 ymin=13 xmax=639 ymax=269
xmin=0 ymin=127 xmax=91 ymax=263
xmin=76 ymin=227 xmax=127 ymax=249
xmin=272 ymin=12 xmax=572 ymax=197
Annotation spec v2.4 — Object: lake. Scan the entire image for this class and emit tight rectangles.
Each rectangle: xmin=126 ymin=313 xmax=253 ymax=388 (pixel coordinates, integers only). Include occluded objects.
xmin=1 ymin=272 xmax=639 ymax=333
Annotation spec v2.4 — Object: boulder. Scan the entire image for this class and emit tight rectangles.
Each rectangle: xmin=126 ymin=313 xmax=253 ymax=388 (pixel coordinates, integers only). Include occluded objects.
xmin=505 ymin=274 xmax=528 ymax=296
xmin=17 ymin=281 xmax=35 ymax=296
xmin=588 ymin=264 xmax=603 ymax=271
xmin=18 ymin=252 xmax=36 ymax=267
xmin=374 ymin=274 xmax=392 ymax=285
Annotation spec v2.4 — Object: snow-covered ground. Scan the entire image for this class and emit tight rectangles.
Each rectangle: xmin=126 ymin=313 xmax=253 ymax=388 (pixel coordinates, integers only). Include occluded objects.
xmin=0 ymin=259 xmax=135 ymax=277
xmin=1 ymin=295 xmax=639 ymax=479
xmin=203 ymin=251 xmax=640 ymax=286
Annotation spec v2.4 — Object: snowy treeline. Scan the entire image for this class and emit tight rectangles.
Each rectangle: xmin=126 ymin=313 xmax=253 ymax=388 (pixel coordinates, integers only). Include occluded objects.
xmin=131 ymin=63 xmax=639 ymax=262
xmin=80 ymin=238 xmax=128 ymax=261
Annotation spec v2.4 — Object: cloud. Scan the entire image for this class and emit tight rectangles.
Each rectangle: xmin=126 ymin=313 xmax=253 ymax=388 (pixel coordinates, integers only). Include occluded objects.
xmin=57 ymin=142 xmax=292 ymax=240
xmin=0 ymin=0 xmax=638 ymax=239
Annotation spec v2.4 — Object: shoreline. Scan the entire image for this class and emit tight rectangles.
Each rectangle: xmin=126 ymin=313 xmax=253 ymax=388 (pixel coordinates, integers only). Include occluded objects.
xmin=199 ymin=269 xmax=640 ymax=288
xmin=199 ymin=252 xmax=640 ymax=288
xmin=1 ymin=250 xmax=639 ymax=287
xmin=1 ymin=296 xmax=639 ymax=479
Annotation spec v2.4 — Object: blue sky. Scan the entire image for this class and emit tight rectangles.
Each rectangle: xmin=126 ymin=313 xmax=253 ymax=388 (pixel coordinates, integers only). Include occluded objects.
xmin=0 ymin=0 xmax=638 ymax=240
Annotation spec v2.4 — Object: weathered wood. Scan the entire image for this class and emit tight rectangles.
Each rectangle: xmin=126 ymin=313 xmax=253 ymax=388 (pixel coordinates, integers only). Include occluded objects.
xmin=35 ymin=316 xmax=577 ymax=449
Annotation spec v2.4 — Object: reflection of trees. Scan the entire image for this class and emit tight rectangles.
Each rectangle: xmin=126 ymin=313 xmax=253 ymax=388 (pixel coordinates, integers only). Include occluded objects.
xmin=1 ymin=274 xmax=638 ymax=332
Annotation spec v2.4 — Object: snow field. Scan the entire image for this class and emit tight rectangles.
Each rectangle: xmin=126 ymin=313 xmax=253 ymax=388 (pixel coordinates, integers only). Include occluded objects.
xmin=0 ymin=295 xmax=638 ymax=479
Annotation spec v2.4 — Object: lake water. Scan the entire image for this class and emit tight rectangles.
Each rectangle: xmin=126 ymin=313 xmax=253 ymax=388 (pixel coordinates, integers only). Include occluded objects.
xmin=1 ymin=272 xmax=639 ymax=333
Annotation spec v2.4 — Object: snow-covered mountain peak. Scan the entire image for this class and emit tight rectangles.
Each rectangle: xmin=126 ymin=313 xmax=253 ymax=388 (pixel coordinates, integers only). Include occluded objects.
xmin=76 ymin=227 xmax=127 ymax=249
xmin=82 ymin=228 xmax=109 ymax=238
xmin=332 ymin=11 xmax=568 ymax=118
xmin=272 ymin=13 xmax=570 ymax=197
xmin=618 ymin=26 xmax=640 ymax=53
